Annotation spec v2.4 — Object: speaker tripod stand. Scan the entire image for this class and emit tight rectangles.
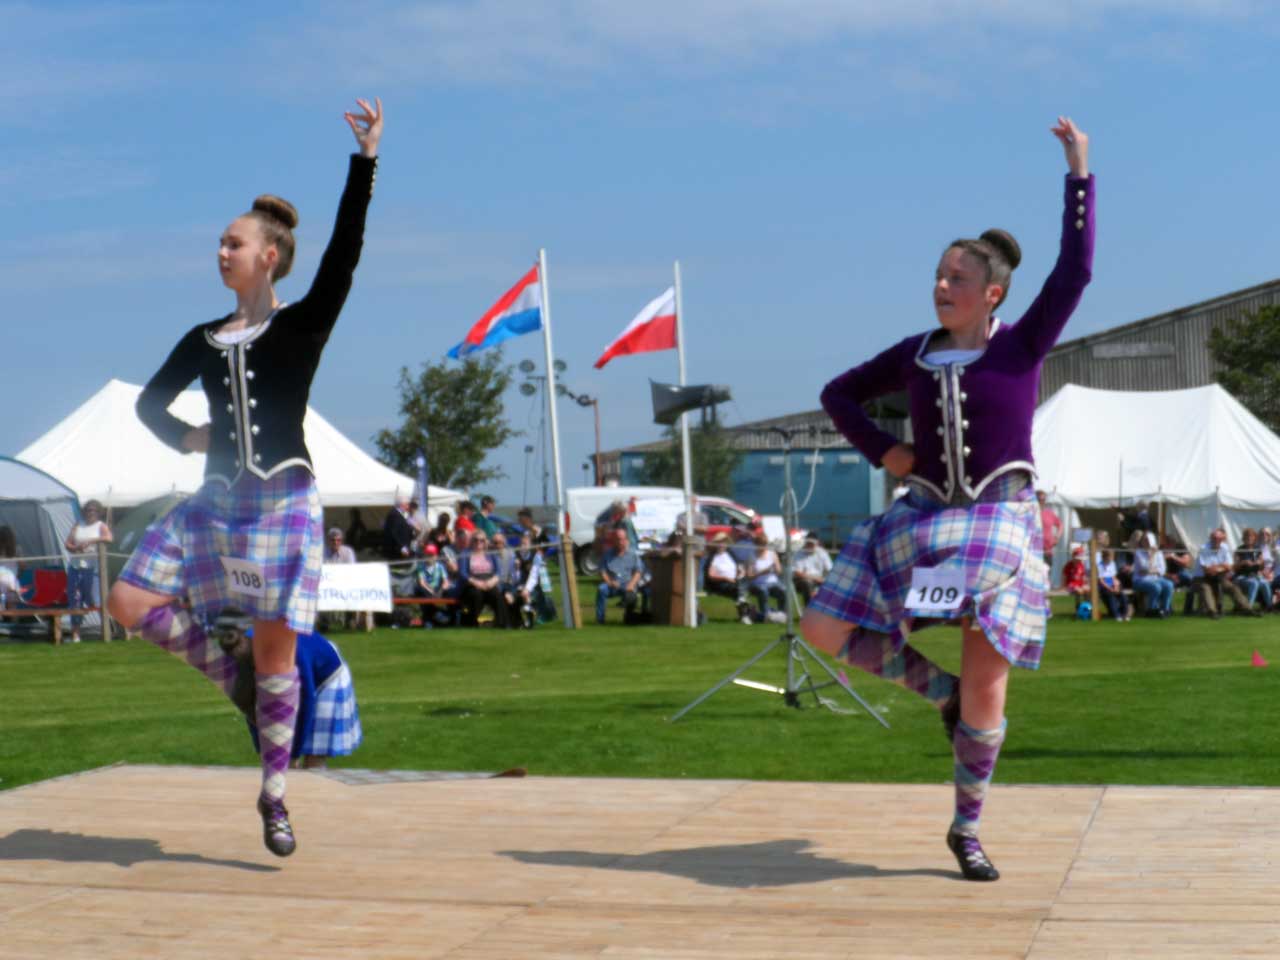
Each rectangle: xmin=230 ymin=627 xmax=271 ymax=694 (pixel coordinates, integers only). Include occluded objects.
xmin=670 ymin=427 xmax=889 ymax=726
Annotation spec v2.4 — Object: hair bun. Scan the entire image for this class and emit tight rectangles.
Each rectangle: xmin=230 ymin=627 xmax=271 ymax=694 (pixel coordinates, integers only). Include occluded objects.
xmin=980 ymin=229 xmax=1021 ymax=270
xmin=252 ymin=194 xmax=299 ymax=230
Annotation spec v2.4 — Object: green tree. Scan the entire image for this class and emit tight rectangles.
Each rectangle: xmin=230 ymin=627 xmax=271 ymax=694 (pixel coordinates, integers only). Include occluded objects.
xmin=638 ymin=419 xmax=743 ymax=496
xmin=374 ymin=350 xmax=517 ymax=488
xmin=1208 ymin=304 xmax=1280 ymax=433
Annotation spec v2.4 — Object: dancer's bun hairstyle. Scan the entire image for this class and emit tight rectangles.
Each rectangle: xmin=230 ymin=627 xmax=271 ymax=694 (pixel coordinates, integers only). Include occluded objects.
xmin=948 ymin=228 xmax=1021 ymax=309
xmin=246 ymin=194 xmax=299 ymax=280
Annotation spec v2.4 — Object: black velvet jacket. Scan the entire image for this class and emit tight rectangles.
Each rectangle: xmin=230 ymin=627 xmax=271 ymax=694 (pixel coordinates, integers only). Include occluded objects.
xmin=136 ymin=154 xmax=376 ymax=485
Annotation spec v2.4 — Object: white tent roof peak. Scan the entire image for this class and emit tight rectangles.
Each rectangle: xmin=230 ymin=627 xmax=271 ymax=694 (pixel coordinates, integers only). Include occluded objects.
xmin=1032 ymin=383 xmax=1280 ymax=510
xmin=17 ymin=379 xmax=463 ymax=510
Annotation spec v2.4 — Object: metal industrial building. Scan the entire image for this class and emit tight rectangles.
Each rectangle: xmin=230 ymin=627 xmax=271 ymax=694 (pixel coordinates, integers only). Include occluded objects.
xmin=599 ymin=277 xmax=1280 ymax=540
xmin=1038 ymin=277 xmax=1280 ymax=400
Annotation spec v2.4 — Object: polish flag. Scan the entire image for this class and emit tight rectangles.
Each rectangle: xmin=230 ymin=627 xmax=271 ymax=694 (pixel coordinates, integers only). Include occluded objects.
xmin=594 ymin=287 xmax=678 ymax=369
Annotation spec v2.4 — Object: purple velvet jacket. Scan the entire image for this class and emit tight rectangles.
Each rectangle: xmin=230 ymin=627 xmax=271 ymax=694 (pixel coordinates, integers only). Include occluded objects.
xmin=821 ymin=175 xmax=1095 ymax=503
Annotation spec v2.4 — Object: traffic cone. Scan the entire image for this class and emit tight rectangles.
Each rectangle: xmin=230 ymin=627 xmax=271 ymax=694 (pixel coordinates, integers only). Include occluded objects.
xmin=1252 ymin=650 xmax=1268 ymax=668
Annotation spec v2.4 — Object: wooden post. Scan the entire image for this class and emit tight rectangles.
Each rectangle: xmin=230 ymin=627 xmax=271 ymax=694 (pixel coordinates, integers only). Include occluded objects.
xmin=1088 ymin=534 xmax=1101 ymax=621
xmin=96 ymin=541 xmax=112 ymax=642
xmin=560 ymin=541 xmax=581 ymax=628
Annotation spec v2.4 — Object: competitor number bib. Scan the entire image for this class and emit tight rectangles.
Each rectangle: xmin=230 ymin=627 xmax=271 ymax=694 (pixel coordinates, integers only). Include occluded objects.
xmin=221 ymin=556 xmax=267 ymax=597
xmin=907 ymin=566 xmax=965 ymax=616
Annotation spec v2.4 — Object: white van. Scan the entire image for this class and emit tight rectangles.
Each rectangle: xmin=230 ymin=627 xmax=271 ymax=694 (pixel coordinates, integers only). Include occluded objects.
xmin=564 ymin=486 xmax=770 ymax=574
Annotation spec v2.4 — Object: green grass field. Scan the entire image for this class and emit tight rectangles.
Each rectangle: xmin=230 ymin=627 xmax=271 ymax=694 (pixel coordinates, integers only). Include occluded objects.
xmin=3 ymin=596 xmax=1278 ymax=793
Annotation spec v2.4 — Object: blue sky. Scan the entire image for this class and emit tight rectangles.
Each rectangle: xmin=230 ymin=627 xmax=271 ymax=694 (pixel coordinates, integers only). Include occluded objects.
xmin=4 ymin=1 xmax=1278 ymax=506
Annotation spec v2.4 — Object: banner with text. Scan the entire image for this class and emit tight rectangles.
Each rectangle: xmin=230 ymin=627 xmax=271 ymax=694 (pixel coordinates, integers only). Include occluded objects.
xmin=317 ymin=562 xmax=393 ymax=613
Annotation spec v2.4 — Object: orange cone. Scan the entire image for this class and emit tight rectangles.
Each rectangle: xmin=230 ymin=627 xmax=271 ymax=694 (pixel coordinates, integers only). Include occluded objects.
xmin=1252 ymin=650 xmax=1268 ymax=668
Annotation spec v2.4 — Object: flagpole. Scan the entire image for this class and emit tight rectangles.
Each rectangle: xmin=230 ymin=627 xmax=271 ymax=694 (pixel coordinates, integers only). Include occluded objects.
xmin=539 ymin=248 xmax=578 ymax=628
xmin=674 ymin=261 xmax=697 ymax=629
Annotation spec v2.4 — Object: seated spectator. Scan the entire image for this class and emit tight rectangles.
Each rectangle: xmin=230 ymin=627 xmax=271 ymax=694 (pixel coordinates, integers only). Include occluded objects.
xmin=596 ymin=530 xmax=645 ymax=625
xmin=324 ymin=527 xmax=357 ymax=564
xmin=1261 ymin=527 xmax=1280 ymax=607
xmin=1191 ymin=527 xmax=1258 ymax=619
xmin=744 ymin=534 xmax=786 ymax=623
xmin=1160 ymin=533 xmax=1193 ymax=589
xmin=426 ymin=511 xmax=452 ymax=552
xmin=513 ymin=531 xmax=555 ymax=627
xmin=318 ymin=526 xmax=358 ymax=631
xmin=64 ymin=499 xmax=113 ymax=643
xmin=381 ymin=494 xmax=416 ymax=560
xmin=1062 ymin=546 xmax=1088 ymax=607
xmin=455 ymin=500 xmax=479 ymax=536
xmin=792 ymin=536 xmax=832 ymax=607
xmin=413 ymin=544 xmax=452 ymax=628
xmin=703 ymin=533 xmax=752 ymax=622
xmin=1118 ymin=502 xmax=1152 ymax=541
xmin=0 ymin=524 xmax=28 ymax=608
xmin=1096 ymin=548 xmax=1131 ymax=622
xmin=491 ymin=532 xmax=520 ymax=626
xmin=458 ymin=532 xmax=508 ymax=627
xmin=1234 ymin=527 xmax=1272 ymax=612
xmin=475 ymin=495 xmax=500 ymax=538
xmin=1129 ymin=530 xmax=1174 ymax=617
xmin=516 ymin=508 xmax=551 ymax=552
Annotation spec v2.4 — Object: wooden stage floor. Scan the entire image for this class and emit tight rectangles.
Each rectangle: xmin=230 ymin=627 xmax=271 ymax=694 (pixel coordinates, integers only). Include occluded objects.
xmin=2 ymin=764 xmax=1277 ymax=958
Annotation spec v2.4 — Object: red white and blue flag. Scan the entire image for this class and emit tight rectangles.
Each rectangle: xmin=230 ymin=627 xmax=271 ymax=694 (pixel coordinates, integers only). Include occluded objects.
xmin=448 ymin=265 xmax=542 ymax=359
xmin=594 ymin=287 xmax=677 ymax=369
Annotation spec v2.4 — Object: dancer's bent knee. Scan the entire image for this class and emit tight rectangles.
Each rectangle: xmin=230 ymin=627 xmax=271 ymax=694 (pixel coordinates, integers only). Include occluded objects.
xmin=800 ymin=609 xmax=854 ymax=658
xmin=106 ymin=581 xmax=173 ymax=631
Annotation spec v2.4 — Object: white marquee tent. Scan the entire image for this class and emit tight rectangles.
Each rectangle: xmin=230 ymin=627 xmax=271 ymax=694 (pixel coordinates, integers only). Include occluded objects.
xmin=17 ymin=380 xmax=464 ymax=513
xmin=1032 ymin=383 xmax=1280 ymax=552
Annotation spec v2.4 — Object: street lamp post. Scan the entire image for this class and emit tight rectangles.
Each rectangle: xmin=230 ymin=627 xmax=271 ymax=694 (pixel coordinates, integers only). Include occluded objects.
xmin=558 ymin=384 xmax=602 ymax=485
xmin=519 ymin=358 xmax=567 ymax=504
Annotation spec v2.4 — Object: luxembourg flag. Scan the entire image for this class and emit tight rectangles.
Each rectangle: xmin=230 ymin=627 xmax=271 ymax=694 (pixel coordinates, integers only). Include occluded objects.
xmin=594 ymin=287 xmax=678 ymax=369
xmin=447 ymin=265 xmax=542 ymax=359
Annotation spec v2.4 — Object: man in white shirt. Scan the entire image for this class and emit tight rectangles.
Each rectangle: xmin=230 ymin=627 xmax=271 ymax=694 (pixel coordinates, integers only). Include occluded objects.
xmin=792 ymin=536 xmax=833 ymax=607
xmin=1191 ymin=528 xmax=1256 ymax=619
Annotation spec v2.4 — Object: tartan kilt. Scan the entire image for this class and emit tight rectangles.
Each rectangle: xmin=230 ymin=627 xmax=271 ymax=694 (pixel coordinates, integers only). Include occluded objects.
xmin=809 ymin=471 xmax=1048 ymax=670
xmin=301 ymin=661 xmax=363 ymax=757
xmin=118 ymin=467 xmax=323 ymax=635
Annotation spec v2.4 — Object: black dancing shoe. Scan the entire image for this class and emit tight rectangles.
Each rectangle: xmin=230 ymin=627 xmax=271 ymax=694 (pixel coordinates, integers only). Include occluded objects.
xmin=257 ymin=795 xmax=297 ymax=857
xmin=946 ymin=827 xmax=999 ymax=882
xmin=211 ymin=606 xmax=254 ymax=650
xmin=941 ymin=687 xmax=961 ymax=744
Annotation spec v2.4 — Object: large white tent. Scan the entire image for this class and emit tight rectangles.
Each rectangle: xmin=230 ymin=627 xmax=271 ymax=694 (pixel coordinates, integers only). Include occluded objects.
xmin=1032 ymin=383 xmax=1280 ymax=551
xmin=17 ymin=380 xmax=463 ymax=512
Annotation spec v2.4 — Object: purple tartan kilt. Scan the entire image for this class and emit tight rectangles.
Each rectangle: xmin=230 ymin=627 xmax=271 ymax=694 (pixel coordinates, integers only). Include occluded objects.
xmin=118 ymin=467 xmax=324 ymax=634
xmin=809 ymin=472 xmax=1048 ymax=670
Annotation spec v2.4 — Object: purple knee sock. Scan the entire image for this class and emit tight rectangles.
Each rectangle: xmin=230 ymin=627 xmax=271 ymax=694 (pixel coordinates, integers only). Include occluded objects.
xmin=255 ymin=670 xmax=300 ymax=805
xmin=952 ymin=719 xmax=1007 ymax=836
xmin=138 ymin=603 xmax=238 ymax=699
xmin=842 ymin=629 xmax=957 ymax=706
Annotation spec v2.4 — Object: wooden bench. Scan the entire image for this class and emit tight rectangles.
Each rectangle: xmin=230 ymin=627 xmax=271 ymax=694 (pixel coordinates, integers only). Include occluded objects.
xmin=0 ymin=607 xmax=101 ymax=645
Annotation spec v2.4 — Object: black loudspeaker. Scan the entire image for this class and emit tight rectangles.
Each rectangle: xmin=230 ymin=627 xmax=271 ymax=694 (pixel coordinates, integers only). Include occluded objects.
xmin=650 ymin=381 xmax=733 ymax=425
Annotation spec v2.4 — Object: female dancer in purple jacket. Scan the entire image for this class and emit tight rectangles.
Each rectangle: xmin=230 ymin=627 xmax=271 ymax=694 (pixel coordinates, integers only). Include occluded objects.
xmin=802 ymin=118 xmax=1094 ymax=881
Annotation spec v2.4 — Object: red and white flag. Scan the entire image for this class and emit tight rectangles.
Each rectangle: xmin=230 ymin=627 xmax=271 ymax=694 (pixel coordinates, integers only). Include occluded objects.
xmin=594 ymin=287 xmax=677 ymax=369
